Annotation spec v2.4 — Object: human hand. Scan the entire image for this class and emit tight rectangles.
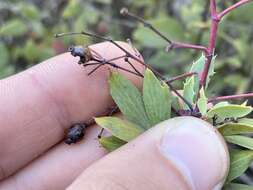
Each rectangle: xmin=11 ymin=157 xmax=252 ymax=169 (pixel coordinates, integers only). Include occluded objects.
xmin=0 ymin=42 xmax=229 ymax=190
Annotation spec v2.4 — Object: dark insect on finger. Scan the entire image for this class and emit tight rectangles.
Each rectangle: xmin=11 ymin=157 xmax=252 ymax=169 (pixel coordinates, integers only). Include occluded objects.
xmin=65 ymin=123 xmax=87 ymax=145
xmin=68 ymin=45 xmax=93 ymax=64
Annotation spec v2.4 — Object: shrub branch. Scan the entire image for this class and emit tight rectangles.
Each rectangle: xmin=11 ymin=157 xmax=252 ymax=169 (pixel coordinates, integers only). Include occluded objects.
xmin=209 ymin=93 xmax=253 ymax=103
xmin=200 ymin=0 xmax=252 ymax=88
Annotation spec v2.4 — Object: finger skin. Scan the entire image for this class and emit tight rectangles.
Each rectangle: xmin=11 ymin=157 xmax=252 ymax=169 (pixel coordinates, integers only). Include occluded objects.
xmin=0 ymin=41 xmax=144 ymax=179
xmin=67 ymin=117 xmax=229 ymax=190
xmin=0 ymin=115 xmax=118 ymax=190
xmin=0 ymin=125 xmax=106 ymax=190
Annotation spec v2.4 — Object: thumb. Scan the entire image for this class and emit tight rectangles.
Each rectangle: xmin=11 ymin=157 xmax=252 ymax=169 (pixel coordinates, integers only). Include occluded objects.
xmin=67 ymin=116 xmax=229 ymax=190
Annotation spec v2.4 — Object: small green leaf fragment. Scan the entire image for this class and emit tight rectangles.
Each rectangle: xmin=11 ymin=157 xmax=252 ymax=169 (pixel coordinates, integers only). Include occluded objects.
xmin=189 ymin=54 xmax=206 ymax=92
xmin=0 ymin=42 xmax=9 ymax=67
xmin=212 ymin=101 xmax=229 ymax=109
xmin=218 ymin=123 xmax=253 ymax=136
xmin=197 ymin=87 xmax=207 ymax=116
xmin=171 ymin=95 xmax=182 ymax=111
xmin=223 ymin=183 xmax=253 ymax=190
xmin=109 ymin=72 xmax=151 ymax=129
xmin=207 ymin=104 xmax=253 ymax=120
xmin=225 ymin=135 xmax=253 ymax=150
xmin=190 ymin=54 xmax=206 ymax=75
xmin=99 ymin=136 xmax=126 ymax=152
xmin=0 ymin=19 xmax=27 ymax=37
xmin=227 ymin=150 xmax=253 ymax=182
xmin=238 ymin=118 xmax=253 ymax=126
xmin=205 ymin=55 xmax=216 ymax=89
xmin=241 ymin=101 xmax=249 ymax=106
xmin=95 ymin=117 xmax=144 ymax=142
xmin=143 ymin=69 xmax=171 ymax=126
xmin=183 ymin=76 xmax=195 ymax=109
xmin=182 ymin=54 xmax=207 ymax=108
xmin=62 ymin=0 xmax=82 ymax=18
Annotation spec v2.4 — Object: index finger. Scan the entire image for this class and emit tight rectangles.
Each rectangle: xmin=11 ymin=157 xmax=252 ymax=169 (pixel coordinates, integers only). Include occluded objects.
xmin=0 ymin=41 xmax=144 ymax=180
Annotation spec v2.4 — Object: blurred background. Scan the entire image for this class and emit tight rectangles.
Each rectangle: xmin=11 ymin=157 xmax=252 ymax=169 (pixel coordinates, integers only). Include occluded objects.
xmin=0 ymin=0 xmax=253 ymax=98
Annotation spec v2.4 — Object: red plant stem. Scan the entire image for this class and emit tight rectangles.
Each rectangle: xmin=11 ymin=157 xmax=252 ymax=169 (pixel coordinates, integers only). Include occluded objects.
xmin=167 ymin=42 xmax=208 ymax=54
xmin=200 ymin=0 xmax=219 ymax=88
xmin=208 ymin=93 xmax=253 ymax=103
xmin=218 ymin=0 xmax=252 ymax=19
xmin=200 ymin=0 xmax=252 ymax=88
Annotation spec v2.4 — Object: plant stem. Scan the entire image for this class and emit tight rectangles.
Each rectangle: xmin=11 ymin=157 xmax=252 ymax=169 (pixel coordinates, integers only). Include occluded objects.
xmin=120 ymin=8 xmax=172 ymax=43
xmin=121 ymin=7 xmax=208 ymax=54
xmin=218 ymin=0 xmax=252 ymax=19
xmin=208 ymin=93 xmax=253 ymax=103
xmin=200 ymin=0 xmax=219 ymax=88
xmin=166 ymin=42 xmax=208 ymax=54
xmin=200 ymin=0 xmax=253 ymax=88
xmin=166 ymin=72 xmax=197 ymax=83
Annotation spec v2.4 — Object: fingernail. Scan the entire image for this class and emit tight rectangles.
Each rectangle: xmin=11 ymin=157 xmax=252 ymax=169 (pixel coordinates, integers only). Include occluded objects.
xmin=159 ymin=117 xmax=229 ymax=190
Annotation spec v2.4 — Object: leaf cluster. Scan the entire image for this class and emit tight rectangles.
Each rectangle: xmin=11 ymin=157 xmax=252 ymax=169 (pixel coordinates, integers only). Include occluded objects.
xmin=96 ymin=63 xmax=253 ymax=188
xmin=96 ymin=68 xmax=172 ymax=150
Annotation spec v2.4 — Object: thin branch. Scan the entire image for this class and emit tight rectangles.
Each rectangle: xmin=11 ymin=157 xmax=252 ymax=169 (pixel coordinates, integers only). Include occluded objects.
xmin=124 ymin=57 xmax=144 ymax=77
xmin=90 ymin=58 xmax=144 ymax=77
xmin=210 ymin=0 xmax=218 ymax=16
xmin=218 ymin=0 xmax=252 ymax=20
xmin=208 ymin=93 xmax=253 ymax=103
xmin=165 ymin=72 xmax=197 ymax=84
xmin=82 ymin=31 xmax=194 ymax=111
xmin=166 ymin=42 xmax=208 ymax=54
xmin=121 ymin=7 xmax=208 ymax=54
xmin=200 ymin=0 xmax=252 ymax=88
xmin=120 ymin=8 xmax=172 ymax=44
xmin=200 ymin=0 xmax=219 ymax=88
xmin=55 ymin=31 xmax=194 ymax=111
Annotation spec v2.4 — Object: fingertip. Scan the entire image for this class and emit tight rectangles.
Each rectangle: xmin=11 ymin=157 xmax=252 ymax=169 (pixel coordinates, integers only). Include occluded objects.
xmin=159 ymin=117 xmax=229 ymax=190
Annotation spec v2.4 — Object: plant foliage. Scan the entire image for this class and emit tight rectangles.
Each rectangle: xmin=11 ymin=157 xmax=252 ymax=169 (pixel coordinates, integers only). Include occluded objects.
xmin=96 ymin=65 xmax=253 ymax=188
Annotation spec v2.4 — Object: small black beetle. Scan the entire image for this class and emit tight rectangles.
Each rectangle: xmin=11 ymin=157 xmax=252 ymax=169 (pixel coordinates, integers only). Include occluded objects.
xmin=65 ymin=123 xmax=87 ymax=145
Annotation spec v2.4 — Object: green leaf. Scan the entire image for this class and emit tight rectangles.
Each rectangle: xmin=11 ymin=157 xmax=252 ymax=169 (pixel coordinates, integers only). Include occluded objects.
xmin=19 ymin=3 xmax=39 ymax=20
xmin=62 ymin=0 xmax=82 ymax=19
xmin=94 ymin=0 xmax=112 ymax=4
xmin=241 ymin=101 xmax=248 ymax=106
xmin=213 ymin=101 xmax=229 ymax=109
xmin=23 ymin=40 xmax=40 ymax=62
xmin=207 ymin=104 xmax=253 ymax=120
xmin=0 ymin=19 xmax=27 ymax=37
xmin=238 ymin=118 xmax=253 ymax=126
xmin=99 ymin=136 xmax=126 ymax=152
xmin=109 ymin=72 xmax=151 ymax=129
xmin=0 ymin=42 xmax=9 ymax=68
xmin=95 ymin=117 xmax=144 ymax=142
xmin=189 ymin=54 xmax=206 ymax=92
xmin=218 ymin=123 xmax=253 ymax=136
xmin=171 ymin=95 xmax=182 ymax=111
xmin=224 ymin=183 xmax=253 ymax=190
xmin=205 ymin=55 xmax=216 ymax=88
xmin=227 ymin=150 xmax=253 ymax=182
xmin=225 ymin=135 xmax=253 ymax=150
xmin=0 ymin=65 xmax=15 ymax=78
xmin=190 ymin=54 xmax=206 ymax=74
xmin=182 ymin=54 xmax=206 ymax=109
xmin=197 ymin=87 xmax=207 ymax=116
xmin=183 ymin=76 xmax=195 ymax=109
xmin=143 ymin=69 xmax=171 ymax=126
